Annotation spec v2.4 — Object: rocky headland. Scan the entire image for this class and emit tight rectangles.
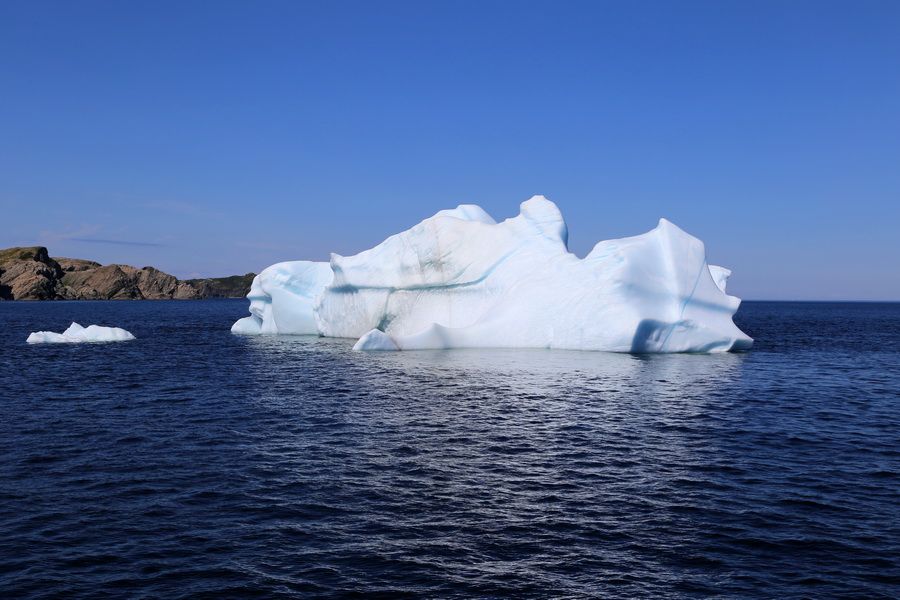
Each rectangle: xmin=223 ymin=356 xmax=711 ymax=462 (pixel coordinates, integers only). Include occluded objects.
xmin=0 ymin=247 xmax=254 ymax=300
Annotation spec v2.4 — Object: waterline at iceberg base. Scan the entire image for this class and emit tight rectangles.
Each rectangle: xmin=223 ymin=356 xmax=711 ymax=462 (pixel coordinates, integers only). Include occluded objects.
xmin=232 ymin=196 xmax=752 ymax=353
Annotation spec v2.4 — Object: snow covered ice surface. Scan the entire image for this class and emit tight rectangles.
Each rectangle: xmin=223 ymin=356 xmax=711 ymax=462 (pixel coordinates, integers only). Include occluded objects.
xmin=232 ymin=196 xmax=753 ymax=353
xmin=27 ymin=322 xmax=136 ymax=344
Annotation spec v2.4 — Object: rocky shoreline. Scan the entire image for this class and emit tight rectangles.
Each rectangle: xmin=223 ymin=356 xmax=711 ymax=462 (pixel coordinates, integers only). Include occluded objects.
xmin=0 ymin=247 xmax=254 ymax=300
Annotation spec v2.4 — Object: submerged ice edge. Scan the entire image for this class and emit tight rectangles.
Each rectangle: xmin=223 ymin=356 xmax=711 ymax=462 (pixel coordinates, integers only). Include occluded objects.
xmin=232 ymin=196 xmax=752 ymax=353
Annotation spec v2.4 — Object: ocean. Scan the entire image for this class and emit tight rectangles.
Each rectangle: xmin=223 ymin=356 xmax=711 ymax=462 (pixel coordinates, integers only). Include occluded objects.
xmin=1 ymin=300 xmax=898 ymax=598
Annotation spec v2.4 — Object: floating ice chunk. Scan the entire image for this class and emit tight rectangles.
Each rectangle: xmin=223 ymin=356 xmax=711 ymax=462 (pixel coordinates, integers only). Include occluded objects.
xmin=26 ymin=322 xmax=135 ymax=344
xmin=352 ymin=329 xmax=400 ymax=351
xmin=233 ymin=196 xmax=753 ymax=353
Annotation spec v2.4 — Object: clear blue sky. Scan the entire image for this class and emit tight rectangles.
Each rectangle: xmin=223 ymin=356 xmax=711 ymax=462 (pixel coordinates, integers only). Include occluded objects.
xmin=2 ymin=1 xmax=898 ymax=300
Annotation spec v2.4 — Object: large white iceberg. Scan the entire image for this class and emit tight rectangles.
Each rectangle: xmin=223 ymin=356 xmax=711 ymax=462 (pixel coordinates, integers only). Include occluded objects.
xmin=27 ymin=322 xmax=136 ymax=344
xmin=232 ymin=196 xmax=752 ymax=353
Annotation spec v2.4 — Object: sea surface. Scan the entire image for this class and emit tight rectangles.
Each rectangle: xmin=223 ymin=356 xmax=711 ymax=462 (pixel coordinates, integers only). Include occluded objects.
xmin=1 ymin=300 xmax=898 ymax=598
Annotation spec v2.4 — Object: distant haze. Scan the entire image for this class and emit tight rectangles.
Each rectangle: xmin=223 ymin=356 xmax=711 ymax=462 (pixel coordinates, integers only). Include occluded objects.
xmin=1 ymin=1 xmax=898 ymax=300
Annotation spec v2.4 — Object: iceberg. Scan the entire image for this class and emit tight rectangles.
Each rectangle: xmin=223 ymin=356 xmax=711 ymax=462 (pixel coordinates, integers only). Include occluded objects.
xmin=233 ymin=196 xmax=752 ymax=353
xmin=26 ymin=322 xmax=136 ymax=344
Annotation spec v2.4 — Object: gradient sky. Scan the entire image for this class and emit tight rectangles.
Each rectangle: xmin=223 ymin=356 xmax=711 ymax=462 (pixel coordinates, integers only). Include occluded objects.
xmin=2 ymin=1 xmax=898 ymax=300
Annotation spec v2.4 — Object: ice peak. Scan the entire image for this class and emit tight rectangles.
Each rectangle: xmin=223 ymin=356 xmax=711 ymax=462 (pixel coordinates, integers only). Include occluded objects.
xmin=519 ymin=195 xmax=568 ymax=248
xmin=433 ymin=204 xmax=496 ymax=224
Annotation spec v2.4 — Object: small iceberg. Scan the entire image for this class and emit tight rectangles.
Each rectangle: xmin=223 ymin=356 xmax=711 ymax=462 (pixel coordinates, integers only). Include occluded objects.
xmin=26 ymin=322 xmax=136 ymax=344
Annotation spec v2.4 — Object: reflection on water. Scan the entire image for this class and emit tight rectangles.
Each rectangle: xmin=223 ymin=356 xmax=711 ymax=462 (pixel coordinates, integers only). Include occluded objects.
xmin=244 ymin=333 xmax=747 ymax=391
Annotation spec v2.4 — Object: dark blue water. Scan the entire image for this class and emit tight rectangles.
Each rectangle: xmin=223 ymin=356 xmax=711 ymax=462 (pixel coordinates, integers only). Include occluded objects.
xmin=1 ymin=300 xmax=898 ymax=598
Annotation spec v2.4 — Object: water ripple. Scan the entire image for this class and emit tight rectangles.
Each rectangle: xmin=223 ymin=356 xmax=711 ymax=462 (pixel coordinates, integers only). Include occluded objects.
xmin=0 ymin=300 xmax=898 ymax=598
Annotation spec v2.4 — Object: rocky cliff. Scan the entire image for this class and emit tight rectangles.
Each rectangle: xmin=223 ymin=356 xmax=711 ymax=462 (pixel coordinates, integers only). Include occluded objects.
xmin=0 ymin=247 xmax=254 ymax=300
